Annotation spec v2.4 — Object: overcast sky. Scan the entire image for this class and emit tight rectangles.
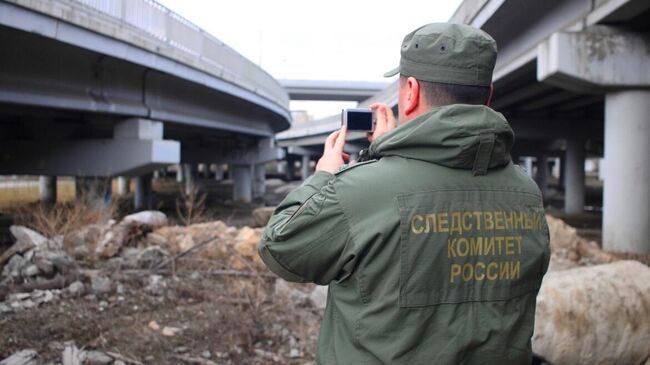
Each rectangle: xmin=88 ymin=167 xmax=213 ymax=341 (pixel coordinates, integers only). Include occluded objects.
xmin=156 ymin=0 xmax=462 ymax=118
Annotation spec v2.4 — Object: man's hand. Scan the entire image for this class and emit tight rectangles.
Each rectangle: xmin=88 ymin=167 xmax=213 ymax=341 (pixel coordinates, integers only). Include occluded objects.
xmin=368 ymin=103 xmax=397 ymax=142
xmin=315 ymin=127 xmax=349 ymax=174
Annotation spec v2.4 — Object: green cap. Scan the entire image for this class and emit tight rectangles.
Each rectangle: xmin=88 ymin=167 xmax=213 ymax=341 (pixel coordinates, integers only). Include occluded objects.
xmin=384 ymin=23 xmax=497 ymax=87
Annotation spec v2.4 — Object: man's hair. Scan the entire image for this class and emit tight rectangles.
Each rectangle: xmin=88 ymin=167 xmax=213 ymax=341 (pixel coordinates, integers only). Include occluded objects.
xmin=400 ymin=75 xmax=491 ymax=107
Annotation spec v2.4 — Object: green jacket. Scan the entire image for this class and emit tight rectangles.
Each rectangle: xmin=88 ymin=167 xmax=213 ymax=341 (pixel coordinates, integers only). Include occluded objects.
xmin=259 ymin=105 xmax=550 ymax=365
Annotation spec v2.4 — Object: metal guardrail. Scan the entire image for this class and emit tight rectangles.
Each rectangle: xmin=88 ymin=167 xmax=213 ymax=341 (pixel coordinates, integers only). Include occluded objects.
xmin=63 ymin=0 xmax=289 ymax=109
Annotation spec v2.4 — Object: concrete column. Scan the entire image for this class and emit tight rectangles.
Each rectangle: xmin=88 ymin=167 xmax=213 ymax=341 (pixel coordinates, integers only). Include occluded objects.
xmin=134 ymin=173 xmax=153 ymax=211
xmin=116 ymin=176 xmax=129 ymax=195
xmin=301 ymin=155 xmax=311 ymax=180
xmin=565 ymin=139 xmax=585 ymax=214
xmin=232 ymin=164 xmax=252 ymax=203
xmin=603 ymin=90 xmax=650 ymax=253
xmin=76 ymin=177 xmax=110 ymax=202
xmin=253 ymin=163 xmax=266 ymax=199
xmin=183 ymin=163 xmax=195 ymax=195
xmin=535 ymin=154 xmax=548 ymax=199
xmin=39 ymin=176 xmax=56 ymax=205
xmin=524 ymin=157 xmax=534 ymax=178
xmin=285 ymin=158 xmax=295 ymax=181
xmin=176 ymin=164 xmax=184 ymax=183
xmin=276 ymin=160 xmax=287 ymax=175
xmin=558 ymin=154 xmax=566 ymax=189
xmin=214 ymin=164 xmax=224 ymax=181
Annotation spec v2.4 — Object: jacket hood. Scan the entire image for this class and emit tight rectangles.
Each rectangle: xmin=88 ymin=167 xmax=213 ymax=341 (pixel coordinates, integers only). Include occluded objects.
xmin=368 ymin=104 xmax=514 ymax=175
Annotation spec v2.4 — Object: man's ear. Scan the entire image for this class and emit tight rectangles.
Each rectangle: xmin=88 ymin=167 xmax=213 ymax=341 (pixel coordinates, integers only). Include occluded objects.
xmin=404 ymin=76 xmax=420 ymax=116
xmin=486 ymin=83 xmax=494 ymax=107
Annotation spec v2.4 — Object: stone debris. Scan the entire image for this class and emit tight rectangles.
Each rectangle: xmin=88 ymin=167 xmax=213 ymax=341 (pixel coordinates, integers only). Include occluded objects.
xmin=0 ymin=226 xmax=73 ymax=291
xmin=1 ymin=289 xmax=59 ymax=313
xmin=90 ymin=275 xmax=113 ymax=296
xmin=0 ymin=349 xmax=37 ymax=365
xmin=161 ymin=326 xmax=181 ymax=336
xmin=533 ymin=260 xmax=650 ymax=364
xmin=146 ymin=221 xmax=265 ymax=270
xmin=148 ymin=320 xmax=161 ymax=331
xmin=122 ymin=211 xmax=168 ymax=227
xmin=4 ymin=209 xmax=650 ymax=364
xmin=545 ymin=215 xmax=650 ymax=271
xmin=251 ymin=207 xmax=275 ymax=227
xmin=66 ymin=281 xmax=85 ymax=296
xmin=144 ymin=274 xmax=166 ymax=295
xmin=9 ymin=226 xmax=49 ymax=250
xmin=83 ymin=350 xmax=113 ymax=365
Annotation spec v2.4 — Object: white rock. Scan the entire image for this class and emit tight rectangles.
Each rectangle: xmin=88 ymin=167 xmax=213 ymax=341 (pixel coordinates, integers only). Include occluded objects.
xmin=61 ymin=343 xmax=84 ymax=365
xmin=3 ymin=255 xmax=26 ymax=278
xmin=289 ymin=348 xmax=301 ymax=358
xmin=533 ymin=260 xmax=650 ymax=365
xmin=83 ymin=351 xmax=112 ymax=365
xmin=0 ymin=349 xmax=38 ymax=365
xmin=22 ymin=265 xmax=40 ymax=277
xmin=122 ymin=211 xmax=167 ymax=227
xmin=10 ymin=226 xmax=48 ymax=248
xmin=161 ymin=326 xmax=181 ymax=336
xmin=145 ymin=275 xmax=166 ymax=296
xmin=91 ymin=276 xmax=112 ymax=295
xmin=309 ymin=285 xmax=328 ymax=310
xmin=67 ymin=281 xmax=85 ymax=296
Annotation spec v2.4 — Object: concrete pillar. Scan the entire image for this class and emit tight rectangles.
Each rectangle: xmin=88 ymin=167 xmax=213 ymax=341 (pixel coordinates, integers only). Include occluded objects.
xmin=276 ymin=160 xmax=287 ymax=174
xmin=285 ymin=158 xmax=295 ymax=181
xmin=524 ymin=157 xmax=534 ymax=178
xmin=232 ymin=164 xmax=252 ymax=203
xmin=565 ymin=139 xmax=585 ymax=214
xmin=76 ymin=177 xmax=110 ymax=202
xmin=183 ymin=163 xmax=195 ymax=195
xmin=214 ymin=164 xmax=224 ymax=181
xmin=301 ymin=155 xmax=311 ymax=180
xmin=535 ymin=154 xmax=548 ymax=199
xmin=134 ymin=173 xmax=153 ymax=211
xmin=39 ymin=176 xmax=56 ymax=205
xmin=253 ymin=163 xmax=266 ymax=199
xmin=116 ymin=176 xmax=129 ymax=195
xmin=557 ymin=154 xmax=566 ymax=189
xmin=176 ymin=164 xmax=184 ymax=183
xmin=603 ymin=90 xmax=650 ymax=253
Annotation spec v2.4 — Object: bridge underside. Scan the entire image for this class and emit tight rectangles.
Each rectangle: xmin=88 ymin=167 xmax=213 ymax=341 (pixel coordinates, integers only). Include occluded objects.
xmin=0 ymin=2 xmax=291 ymax=205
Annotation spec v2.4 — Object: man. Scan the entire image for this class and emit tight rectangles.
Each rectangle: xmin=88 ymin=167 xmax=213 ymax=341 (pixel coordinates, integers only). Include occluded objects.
xmin=259 ymin=23 xmax=550 ymax=364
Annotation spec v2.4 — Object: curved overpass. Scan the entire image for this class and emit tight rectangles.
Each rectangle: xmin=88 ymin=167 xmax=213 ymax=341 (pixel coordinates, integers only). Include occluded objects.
xmin=0 ymin=0 xmax=291 ymax=203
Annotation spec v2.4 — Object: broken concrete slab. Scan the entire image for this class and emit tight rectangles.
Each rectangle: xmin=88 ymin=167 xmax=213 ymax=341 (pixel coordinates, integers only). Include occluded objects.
xmin=122 ymin=211 xmax=167 ymax=227
xmin=533 ymin=260 xmax=650 ymax=365
xmin=0 ymin=349 xmax=38 ymax=365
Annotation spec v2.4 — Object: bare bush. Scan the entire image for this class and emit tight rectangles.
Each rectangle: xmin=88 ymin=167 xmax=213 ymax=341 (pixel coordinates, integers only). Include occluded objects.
xmin=175 ymin=184 xmax=207 ymax=226
xmin=9 ymin=193 xmax=117 ymax=238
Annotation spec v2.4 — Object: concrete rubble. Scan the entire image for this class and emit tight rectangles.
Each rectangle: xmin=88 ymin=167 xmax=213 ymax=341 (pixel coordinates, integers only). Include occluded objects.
xmin=0 ymin=349 xmax=37 ymax=365
xmin=1 ymin=211 xmax=649 ymax=363
xmin=533 ymin=260 xmax=650 ymax=364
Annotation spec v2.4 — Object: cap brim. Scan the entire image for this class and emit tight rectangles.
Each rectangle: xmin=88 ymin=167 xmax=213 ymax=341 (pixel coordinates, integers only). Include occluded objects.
xmin=383 ymin=66 xmax=399 ymax=77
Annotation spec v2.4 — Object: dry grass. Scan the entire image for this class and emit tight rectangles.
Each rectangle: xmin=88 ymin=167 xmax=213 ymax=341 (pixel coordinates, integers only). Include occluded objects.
xmin=176 ymin=184 xmax=207 ymax=226
xmin=9 ymin=191 xmax=117 ymax=239
xmin=0 ymin=180 xmax=75 ymax=207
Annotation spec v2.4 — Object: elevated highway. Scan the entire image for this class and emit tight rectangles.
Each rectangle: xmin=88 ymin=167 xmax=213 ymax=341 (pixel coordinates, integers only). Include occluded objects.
xmin=276 ymin=0 xmax=650 ymax=253
xmin=0 ymin=0 xmax=291 ymax=205
xmin=280 ymin=79 xmax=388 ymax=102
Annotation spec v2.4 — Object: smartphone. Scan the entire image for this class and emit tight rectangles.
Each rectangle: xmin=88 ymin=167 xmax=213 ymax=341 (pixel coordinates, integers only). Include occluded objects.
xmin=341 ymin=108 xmax=374 ymax=132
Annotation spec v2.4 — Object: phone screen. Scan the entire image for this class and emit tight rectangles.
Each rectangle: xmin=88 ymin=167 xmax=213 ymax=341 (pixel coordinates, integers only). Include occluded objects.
xmin=347 ymin=110 xmax=373 ymax=131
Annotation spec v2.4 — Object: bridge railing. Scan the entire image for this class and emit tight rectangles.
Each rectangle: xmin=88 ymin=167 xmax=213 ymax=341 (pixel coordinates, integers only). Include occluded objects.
xmin=71 ymin=0 xmax=288 ymax=108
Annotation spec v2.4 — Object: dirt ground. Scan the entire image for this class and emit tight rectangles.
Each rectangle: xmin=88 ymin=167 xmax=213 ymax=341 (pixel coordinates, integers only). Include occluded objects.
xmin=0 ymin=258 xmax=322 ymax=364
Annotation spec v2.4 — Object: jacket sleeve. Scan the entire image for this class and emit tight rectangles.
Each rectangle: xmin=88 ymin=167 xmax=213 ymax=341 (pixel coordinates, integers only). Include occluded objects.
xmin=258 ymin=171 xmax=358 ymax=285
